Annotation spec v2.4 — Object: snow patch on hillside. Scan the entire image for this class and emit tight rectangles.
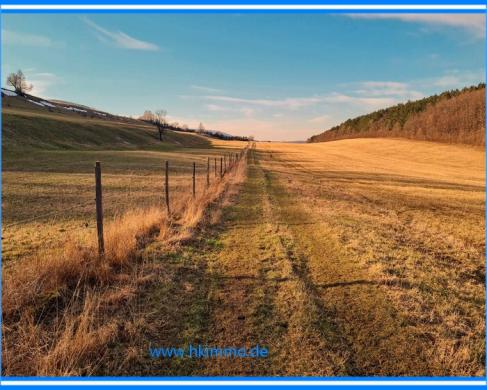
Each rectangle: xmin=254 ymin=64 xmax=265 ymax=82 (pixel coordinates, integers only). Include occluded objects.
xmin=1 ymin=88 xmax=17 ymax=97
xmin=27 ymin=99 xmax=45 ymax=107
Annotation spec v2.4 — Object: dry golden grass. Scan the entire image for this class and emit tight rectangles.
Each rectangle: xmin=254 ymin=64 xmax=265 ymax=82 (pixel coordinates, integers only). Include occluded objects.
xmin=3 ymin=136 xmax=484 ymax=376
xmin=252 ymin=138 xmax=485 ymax=375
xmin=134 ymin=139 xmax=482 ymax=376
xmin=2 ymin=146 xmax=245 ymax=262
xmin=2 ymin=147 xmax=248 ymax=376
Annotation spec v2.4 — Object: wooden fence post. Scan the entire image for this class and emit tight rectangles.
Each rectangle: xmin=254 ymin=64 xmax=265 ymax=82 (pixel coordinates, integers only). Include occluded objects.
xmin=207 ymin=157 xmax=210 ymax=187
xmin=192 ymin=162 xmax=196 ymax=198
xmin=165 ymin=160 xmax=170 ymax=215
xmin=95 ymin=161 xmax=104 ymax=257
xmin=214 ymin=157 xmax=217 ymax=177
xmin=220 ymin=157 xmax=223 ymax=178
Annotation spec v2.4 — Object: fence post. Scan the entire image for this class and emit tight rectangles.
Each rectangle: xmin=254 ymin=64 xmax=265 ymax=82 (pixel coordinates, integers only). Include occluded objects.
xmin=220 ymin=157 xmax=223 ymax=178
xmin=207 ymin=157 xmax=210 ymax=187
xmin=192 ymin=162 xmax=196 ymax=198
xmin=165 ymin=160 xmax=170 ymax=215
xmin=95 ymin=161 xmax=104 ymax=257
xmin=214 ymin=157 xmax=217 ymax=177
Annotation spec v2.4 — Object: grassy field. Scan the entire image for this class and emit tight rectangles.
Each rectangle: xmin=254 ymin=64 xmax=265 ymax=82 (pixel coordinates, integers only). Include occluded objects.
xmin=2 ymin=101 xmax=245 ymax=262
xmin=2 ymin=96 xmax=484 ymax=376
xmin=105 ymin=138 xmax=484 ymax=377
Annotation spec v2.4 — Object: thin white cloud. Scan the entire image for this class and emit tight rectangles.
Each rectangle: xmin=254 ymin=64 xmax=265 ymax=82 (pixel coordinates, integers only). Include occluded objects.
xmin=322 ymin=93 xmax=399 ymax=109
xmin=196 ymin=85 xmax=416 ymax=112
xmin=353 ymin=81 xmax=424 ymax=100
xmin=206 ymin=104 xmax=227 ymax=112
xmin=82 ymin=17 xmax=159 ymax=51
xmin=347 ymin=13 xmax=485 ymax=38
xmin=308 ymin=114 xmax=332 ymax=125
xmin=430 ymin=70 xmax=485 ymax=89
xmin=2 ymin=29 xmax=54 ymax=47
xmin=181 ymin=72 xmax=484 ymax=141
xmin=29 ymin=72 xmax=60 ymax=97
xmin=186 ymin=88 xmax=408 ymax=117
xmin=433 ymin=74 xmax=463 ymax=88
xmin=191 ymin=85 xmax=223 ymax=93
xmin=206 ymin=103 xmax=256 ymax=117
xmin=203 ymin=95 xmax=324 ymax=110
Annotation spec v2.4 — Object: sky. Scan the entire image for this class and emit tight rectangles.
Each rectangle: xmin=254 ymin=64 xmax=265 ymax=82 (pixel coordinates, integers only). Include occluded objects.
xmin=2 ymin=12 xmax=485 ymax=141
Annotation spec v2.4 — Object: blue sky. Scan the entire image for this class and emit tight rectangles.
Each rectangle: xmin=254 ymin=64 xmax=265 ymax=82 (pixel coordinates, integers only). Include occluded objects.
xmin=2 ymin=13 xmax=485 ymax=140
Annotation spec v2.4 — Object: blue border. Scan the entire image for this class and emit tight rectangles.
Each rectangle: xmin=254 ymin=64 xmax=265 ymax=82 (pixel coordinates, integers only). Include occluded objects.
xmin=0 ymin=1 xmax=486 ymax=388
xmin=1 ymin=9 xmax=486 ymax=14
xmin=0 ymin=0 xmax=486 ymax=4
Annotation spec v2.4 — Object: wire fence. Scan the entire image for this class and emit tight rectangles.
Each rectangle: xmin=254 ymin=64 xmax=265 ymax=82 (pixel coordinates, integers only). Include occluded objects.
xmin=3 ymin=146 xmax=250 ymax=260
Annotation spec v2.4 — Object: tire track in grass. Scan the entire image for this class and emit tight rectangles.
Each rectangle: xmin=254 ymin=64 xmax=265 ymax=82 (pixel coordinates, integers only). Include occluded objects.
xmin=257 ymin=149 xmax=432 ymax=375
xmin=199 ymin=149 xmax=288 ymax=375
xmin=200 ymin=148 xmax=348 ymax=376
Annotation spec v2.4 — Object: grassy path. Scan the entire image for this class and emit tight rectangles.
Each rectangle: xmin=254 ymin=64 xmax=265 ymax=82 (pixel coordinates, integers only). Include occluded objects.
xmin=199 ymin=148 xmax=346 ymax=375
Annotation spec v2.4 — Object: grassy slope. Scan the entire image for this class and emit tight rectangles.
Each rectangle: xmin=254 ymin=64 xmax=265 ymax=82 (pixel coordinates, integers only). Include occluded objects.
xmin=111 ymin=138 xmax=484 ymax=376
xmin=2 ymin=97 xmax=211 ymax=152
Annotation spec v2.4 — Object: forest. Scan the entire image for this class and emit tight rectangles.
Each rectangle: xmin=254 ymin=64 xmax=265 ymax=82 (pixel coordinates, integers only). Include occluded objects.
xmin=308 ymin=84 xmax=485 ymax=146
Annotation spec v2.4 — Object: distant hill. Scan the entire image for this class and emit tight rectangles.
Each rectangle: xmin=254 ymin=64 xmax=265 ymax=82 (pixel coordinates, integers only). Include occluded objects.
xmin=308 ymin=84 xmax=485 ymax=146
xmin=1 ymin=89 xmax=211 ymax=151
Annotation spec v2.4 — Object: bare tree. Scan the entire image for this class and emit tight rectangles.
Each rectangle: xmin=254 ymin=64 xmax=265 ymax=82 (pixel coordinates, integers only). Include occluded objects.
xmin=140 ymin=109 xmax=168 ymax=141
xmin=6 ymin=70 xmax=33 ymax=95
xmin=154 ymin=110 xmax=168 ymax=141
xmin=155 ymin=110 xmax=167 ymax=125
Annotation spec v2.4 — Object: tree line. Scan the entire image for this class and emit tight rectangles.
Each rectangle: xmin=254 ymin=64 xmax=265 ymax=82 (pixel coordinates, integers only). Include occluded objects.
xmin=139 ymin=110 xmax=253 ymax=142
xmin=308 ymin=83 xmax=486 ymax=146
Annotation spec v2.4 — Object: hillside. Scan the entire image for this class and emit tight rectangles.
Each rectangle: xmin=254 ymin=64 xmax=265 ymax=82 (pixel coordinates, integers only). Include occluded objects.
xmin=308 ymin=84 xmax=485 ymax=146
xmin=1 ymin=90 xmax=211 ymax=151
